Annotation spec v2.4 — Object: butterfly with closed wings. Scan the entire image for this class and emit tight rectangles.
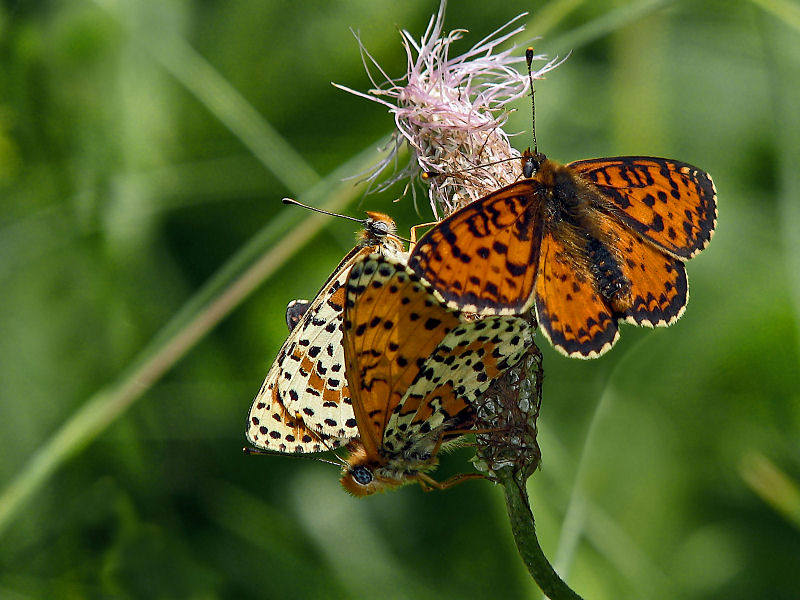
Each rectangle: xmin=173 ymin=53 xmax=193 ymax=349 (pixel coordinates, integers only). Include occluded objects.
xmin=338 ymin=253 xmax=532 ymax=495
xmin=246 ymin=200 xmax=406 ymax=454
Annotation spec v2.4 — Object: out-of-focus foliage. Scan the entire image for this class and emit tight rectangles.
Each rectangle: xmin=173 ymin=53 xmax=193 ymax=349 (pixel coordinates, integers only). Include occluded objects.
xmin=1 ymin=1 xmax=798 ymax=598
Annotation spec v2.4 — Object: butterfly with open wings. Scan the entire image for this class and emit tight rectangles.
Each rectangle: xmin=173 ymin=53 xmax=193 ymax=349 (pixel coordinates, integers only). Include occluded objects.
xmin=408 ymin=51 xmax=717 ymax=359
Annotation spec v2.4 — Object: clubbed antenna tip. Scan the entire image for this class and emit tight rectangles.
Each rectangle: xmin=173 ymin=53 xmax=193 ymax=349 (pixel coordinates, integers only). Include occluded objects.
xmin=525 ymin=47 xmax=538 ymax=156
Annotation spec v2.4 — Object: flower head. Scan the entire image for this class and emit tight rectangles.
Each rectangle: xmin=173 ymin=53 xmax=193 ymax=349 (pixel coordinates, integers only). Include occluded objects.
xmin=335 ymin=0 xmax=564 ymax=218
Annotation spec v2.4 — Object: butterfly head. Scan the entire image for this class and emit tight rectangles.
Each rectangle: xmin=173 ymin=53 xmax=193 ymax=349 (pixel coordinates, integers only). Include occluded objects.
xmin=281 ymin=199 xmax=405 ymax=252
xmin=522 ymin=148 xmax=547 ymax=179
xmin=358 ymin=212 xmax=405 ymax=254
xmin=340 ymin=465 xmax=388 ymax=497
xmin=339 ymin=441 xmax=405 ymax=496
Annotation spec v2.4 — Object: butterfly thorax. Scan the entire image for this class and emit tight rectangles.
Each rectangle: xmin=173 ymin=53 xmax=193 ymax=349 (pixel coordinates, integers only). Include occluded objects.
xmin=534 ymin=159 xmax=635 ymax=314
xmin=533 ymin=160 xmax=591 ymax=223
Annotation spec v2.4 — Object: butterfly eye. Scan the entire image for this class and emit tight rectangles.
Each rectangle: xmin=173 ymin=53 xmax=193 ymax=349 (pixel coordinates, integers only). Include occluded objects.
xmin=351 ymin=465 xmax=374 ymax=485
xmin=523 ymin=150 xmax=546 ymax=178
xmin=523 ymin=157 xmax=536 ymax=178
xmin=371 ymin=220 xmax=390 ymax=236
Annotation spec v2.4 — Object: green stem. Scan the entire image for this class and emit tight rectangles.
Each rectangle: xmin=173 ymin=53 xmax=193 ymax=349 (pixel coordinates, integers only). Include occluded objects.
xmin=500 ymin=470 xmax=584 ymax=600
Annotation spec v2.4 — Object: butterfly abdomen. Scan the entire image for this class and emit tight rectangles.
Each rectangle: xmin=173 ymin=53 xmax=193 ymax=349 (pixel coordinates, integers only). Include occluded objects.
xmin=586 ymin=237 xmax=632 ymax=313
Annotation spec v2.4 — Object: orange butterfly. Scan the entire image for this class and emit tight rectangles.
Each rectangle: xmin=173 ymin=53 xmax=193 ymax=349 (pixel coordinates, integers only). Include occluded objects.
xmin=246 ymin=201 xmax=406 ymax=454
xmin=409 ymin=151 xmax=716 ymax=358
xmin=339 ymin=252 xmax=531 ymax=495
xmin=408 ymin=48 xmax=716 ymax=358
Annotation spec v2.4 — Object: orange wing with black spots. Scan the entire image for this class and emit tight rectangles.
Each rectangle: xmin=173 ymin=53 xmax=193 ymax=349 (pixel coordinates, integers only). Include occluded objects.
xmin=569 ymin=157 xmax=717 ymax=259
xmin=413 ymin=153 xmax=716 ymax=358
xmin=535 ymin=233 xmax=620 ymax=358
xmin=408 ymin=184 xmax=545 ymax=316
xmin=340 ymin=252 xmax=531 ymax=495
xmin=594 ymin=214 xmax=689 ymax=327
xmin=341 ymin=254 xmax=463 ymax=458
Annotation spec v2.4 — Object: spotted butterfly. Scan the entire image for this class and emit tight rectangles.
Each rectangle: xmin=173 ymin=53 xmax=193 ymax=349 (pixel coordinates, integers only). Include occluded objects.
xmin=246 ymin=206 xmax=406 ymax=453
xmin=338 ymin=253 xmax=532 ymax=495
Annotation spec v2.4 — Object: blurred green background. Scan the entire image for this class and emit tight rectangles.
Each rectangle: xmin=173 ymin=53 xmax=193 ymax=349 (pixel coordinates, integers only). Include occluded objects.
xmin=2 ymin=0 xmax=799 ymax=598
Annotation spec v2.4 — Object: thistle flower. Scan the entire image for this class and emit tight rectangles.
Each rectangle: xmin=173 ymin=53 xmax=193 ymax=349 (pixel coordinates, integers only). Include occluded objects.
xmin=334 ymin=0 xmax=564 ymax=219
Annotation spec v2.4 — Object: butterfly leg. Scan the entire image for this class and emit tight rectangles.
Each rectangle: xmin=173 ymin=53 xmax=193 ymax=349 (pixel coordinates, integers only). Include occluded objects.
xmin=424 ymin=426 xmax=504 ymax=461
xmin=417 ymin=472 xmax=485 ymax=492
xmin=410 ymin=221 xmax=439 ymax=247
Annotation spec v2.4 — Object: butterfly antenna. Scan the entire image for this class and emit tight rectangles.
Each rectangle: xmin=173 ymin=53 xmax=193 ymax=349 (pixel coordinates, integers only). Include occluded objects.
xmin=315 ymin=456 xmax=346 ymax=468
xmin=526 ymin=47 xmax=538 ymax=156
xmin=328 ymin=449 xmax=349 ymax=468
xmin=423 ymin=48 xmax=541 ymax=181
xmin=283 ymin=198 xmax=365 ymax=224
xmin=243 ymin=445 xmax=345 ymax=468
xmin=318 ymin=436 xmax=350 ymax=468
xmin=421 ymin=155 xmax=522 ymax=179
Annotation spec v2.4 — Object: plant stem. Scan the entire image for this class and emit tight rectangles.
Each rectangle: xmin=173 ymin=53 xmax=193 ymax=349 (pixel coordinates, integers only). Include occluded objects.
xmin=500 ymin=469 xmax=584 ymax=600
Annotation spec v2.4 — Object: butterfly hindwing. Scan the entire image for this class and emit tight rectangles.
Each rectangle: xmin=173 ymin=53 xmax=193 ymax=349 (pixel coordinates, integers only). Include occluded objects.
xmin=246 ymin=255 xmax=363 ymax=453
xmin=408 ymin=183 xmax=545 ymax=316
xmin=535 ymin=232 xmax=620 ymax=358
xmin=384 ymin=315 xmax=531 ymax=455
xmin=569 ymin=157 xmax=717 ymax=259
xmin=595 ymin=214 xmax=689 ymax=327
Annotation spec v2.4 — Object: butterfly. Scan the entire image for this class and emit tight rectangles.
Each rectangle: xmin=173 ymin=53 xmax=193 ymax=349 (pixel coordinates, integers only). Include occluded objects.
xmin=409 ymin=152 xmax=716 ymax=358
xmin=339 ymin=252 xmax=532 ymax=495
xmin=407 ymin=48 xmax=717 ymax=359
xmin=246 ymin=202 xmax=407 ymax=454
xmin=409 ymin=46 xmax=716 ymax=359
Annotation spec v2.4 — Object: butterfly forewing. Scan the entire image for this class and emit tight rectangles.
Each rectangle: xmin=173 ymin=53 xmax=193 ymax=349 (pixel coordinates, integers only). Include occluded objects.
xmin=408 ymin=185 xmax=545 ymax=316
xmin=569 ymin=157 xmax=717 ymax=259
xmin=246 ymin=213 xmax=407 ymax=454
xmin=342 ymin=254 xmax=464 ymax=458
